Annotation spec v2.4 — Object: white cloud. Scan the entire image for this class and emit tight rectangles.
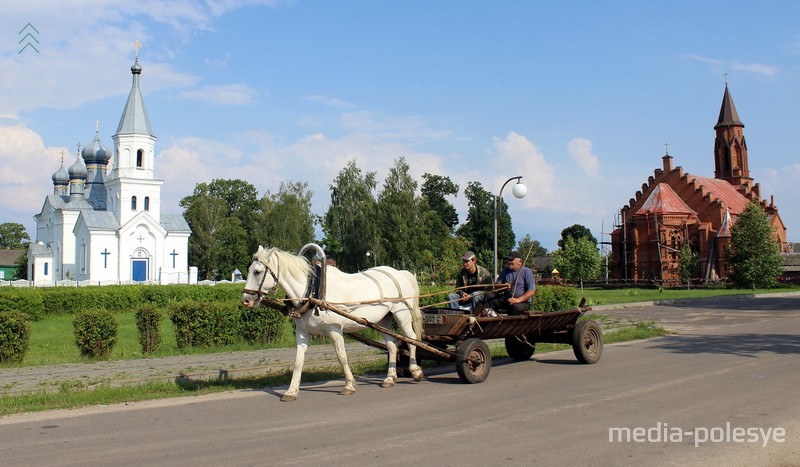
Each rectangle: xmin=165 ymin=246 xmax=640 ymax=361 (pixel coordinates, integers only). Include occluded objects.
xmin=306 ymin=94 xmax=356 ymax=109
xmin=178 ymin=84 xmax=258 ymax=105
xmin=683 ymin=53 xmax=779 ymax=77
xmin=567 ymin=137 xmax=601 ymax=178
xmin=490 ymin=132 xmax=556 ymax=208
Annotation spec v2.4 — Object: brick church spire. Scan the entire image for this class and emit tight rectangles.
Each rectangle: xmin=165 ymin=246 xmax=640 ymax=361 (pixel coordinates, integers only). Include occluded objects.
xmin=713 ymin=83 xmax=751 ymax=187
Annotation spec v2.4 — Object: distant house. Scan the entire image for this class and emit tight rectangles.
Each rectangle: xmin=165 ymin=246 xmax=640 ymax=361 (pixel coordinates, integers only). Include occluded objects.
xmin=0 ymin=249 xmax=24 ymax=280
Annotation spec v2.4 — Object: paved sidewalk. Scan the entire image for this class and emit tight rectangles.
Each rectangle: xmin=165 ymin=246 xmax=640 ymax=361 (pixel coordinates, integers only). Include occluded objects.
xmin=0 ymin=343 xmax=385 ymax=396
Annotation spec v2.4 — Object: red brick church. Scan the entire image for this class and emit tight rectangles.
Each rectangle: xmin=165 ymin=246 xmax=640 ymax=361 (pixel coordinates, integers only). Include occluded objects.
xmin=609 ymin=85 xmax=788 ymax=284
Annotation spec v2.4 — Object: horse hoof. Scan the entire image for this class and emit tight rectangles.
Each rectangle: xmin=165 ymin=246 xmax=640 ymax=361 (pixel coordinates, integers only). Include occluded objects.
xmin=339 ymin=388 xmax=356 ymax=396
xmin=411 ymin=370 xmax=424 ymax=382
xmin=381 ymin=380 xmax=395 ymax=388
xmin=280 ymin=394 xmax=297 ymax=402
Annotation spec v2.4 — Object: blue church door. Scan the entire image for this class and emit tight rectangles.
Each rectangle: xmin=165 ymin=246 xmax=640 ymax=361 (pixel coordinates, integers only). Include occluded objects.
xmin=132 ymin=259 xmax=148 ymax=282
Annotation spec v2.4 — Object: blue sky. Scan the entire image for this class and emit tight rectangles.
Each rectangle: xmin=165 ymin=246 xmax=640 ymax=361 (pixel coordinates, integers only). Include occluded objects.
xmin=2 ymin=1 xmax=799 ymax=252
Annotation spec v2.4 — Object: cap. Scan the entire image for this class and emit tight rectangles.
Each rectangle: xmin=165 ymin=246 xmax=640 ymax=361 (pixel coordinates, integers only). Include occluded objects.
xmin=507 ymin=251 xmax=521 ymax=260
xmin=461 ymin=251 xmax=476 ymax=261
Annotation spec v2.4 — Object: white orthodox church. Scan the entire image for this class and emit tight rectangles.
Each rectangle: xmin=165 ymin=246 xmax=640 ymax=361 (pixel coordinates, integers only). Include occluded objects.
xmin=27 ymin=51 xmax=193 ymax=285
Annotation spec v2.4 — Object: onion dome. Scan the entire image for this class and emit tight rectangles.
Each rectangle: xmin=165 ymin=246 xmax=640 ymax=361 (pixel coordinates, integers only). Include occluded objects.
xmin=68 ymin=152 xmax=87 ymax=180
xmin=82 ymin=129 xmax=112 ymax=165
xmin=51 ymin=160 xmax=69 ymax=185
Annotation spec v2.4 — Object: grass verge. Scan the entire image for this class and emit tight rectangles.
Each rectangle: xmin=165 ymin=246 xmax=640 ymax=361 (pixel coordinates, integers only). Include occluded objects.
xmin=0 ymin=320 xmax=667 ymax=416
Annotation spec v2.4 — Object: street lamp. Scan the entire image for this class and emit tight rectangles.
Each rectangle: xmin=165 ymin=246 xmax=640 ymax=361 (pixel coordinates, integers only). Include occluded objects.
xmin=366 ymin=250 xmax=377 ymax=267
xmin=493 ymin=176 xmax=528 ymax=279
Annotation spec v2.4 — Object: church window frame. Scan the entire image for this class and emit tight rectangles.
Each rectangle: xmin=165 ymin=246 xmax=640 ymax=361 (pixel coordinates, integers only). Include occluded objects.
xmin=44 ymin=262 xmax=49 ymax=276
xmin=136 ymin=149 xmax=144 ymax=168
xmin=131 ymin=196 xmax=137 ymax=211
xmin=144 ymin=196 xmax=150 ymax=211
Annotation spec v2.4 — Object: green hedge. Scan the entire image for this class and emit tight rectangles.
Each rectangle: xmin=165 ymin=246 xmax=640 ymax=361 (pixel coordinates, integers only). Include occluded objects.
xmin=169 ymin=301 xmax=242 ymax=348
xmin=532 ymin=285 xmax=580 ymax=312
xmin=135 ymin=306 xmax=162 ymax=354
xmin=0 ymin=288 xmax=44 ymax=320
xmin=0 ymin=311 xmax=31 ymax=363
xmin=73 ymin=310 xmax=119 ymax=359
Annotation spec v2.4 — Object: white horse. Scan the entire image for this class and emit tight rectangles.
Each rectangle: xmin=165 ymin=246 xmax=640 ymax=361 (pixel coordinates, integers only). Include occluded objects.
xmin=241 ymin=246 xmax=424 ymax=402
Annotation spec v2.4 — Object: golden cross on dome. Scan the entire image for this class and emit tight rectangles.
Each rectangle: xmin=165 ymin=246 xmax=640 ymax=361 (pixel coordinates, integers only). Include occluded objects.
xmin=133 ymin=40 xmax=142 ymax=59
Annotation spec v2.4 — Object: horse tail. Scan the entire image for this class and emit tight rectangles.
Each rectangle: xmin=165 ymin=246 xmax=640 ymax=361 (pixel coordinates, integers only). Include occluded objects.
xmin=404 ymin=271 xmax=423 ymax=340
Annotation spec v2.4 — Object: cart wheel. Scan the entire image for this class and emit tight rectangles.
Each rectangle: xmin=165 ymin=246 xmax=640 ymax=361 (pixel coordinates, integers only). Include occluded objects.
xmin=505 ymin=335 xmax=535 ymax=361
xmin=455 ymin=338 xmax=492 ymax=384
xmin=572 ymin=320 xmax=603 ymax=364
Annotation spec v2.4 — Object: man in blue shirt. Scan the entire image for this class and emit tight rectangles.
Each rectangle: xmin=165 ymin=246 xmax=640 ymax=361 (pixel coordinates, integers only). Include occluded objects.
xmin=487 ymin=251 xmax=536 ymax=315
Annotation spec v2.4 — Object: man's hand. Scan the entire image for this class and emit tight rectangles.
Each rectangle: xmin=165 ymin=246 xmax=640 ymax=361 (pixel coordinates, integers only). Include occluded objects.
xmin=459 ymin=293 xmax=472 ymax=303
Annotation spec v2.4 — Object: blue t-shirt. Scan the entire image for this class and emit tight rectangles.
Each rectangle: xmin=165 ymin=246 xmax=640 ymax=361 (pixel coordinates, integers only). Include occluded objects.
xmin=496 ymin=266 xmax=536 ymax=303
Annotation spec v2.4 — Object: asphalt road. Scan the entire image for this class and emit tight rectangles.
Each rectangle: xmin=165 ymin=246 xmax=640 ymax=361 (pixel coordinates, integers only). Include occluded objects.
xmin=1 ymin=296 xmax=799 ymax=466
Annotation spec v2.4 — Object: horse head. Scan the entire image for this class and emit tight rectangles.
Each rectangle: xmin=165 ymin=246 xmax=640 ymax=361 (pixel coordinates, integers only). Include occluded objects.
xmin=241 ymin=245 xmax=278 ymax=309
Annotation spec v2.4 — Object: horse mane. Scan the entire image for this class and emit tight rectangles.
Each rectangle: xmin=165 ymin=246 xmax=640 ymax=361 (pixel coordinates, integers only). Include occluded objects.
xmin=258 ymin=247 xmax=314 ymax=283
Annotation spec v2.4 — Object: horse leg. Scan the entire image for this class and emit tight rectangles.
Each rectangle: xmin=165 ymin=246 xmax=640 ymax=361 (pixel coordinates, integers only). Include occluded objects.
xmin=378 ymin=317 xmax=398 ymax=388
xmin=282 ymin=329 xmax=309 ymax=402
xmin=329 ymin=330 xmax=357 ymax=395
xmin=395 ymin=311 xmax=424 ymax=382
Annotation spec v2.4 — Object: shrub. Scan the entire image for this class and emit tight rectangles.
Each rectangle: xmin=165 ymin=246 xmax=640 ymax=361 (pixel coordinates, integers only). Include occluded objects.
xmin=240 ymin=303 xmax=286 ymax=345
xmin=169 ymin=301 xmax=241 ymax=348
xmin=0 ymin=288 xmax=44 ymax=320
xmin=135 ymin=306 xmax=162 ymax=354
xmin=532 ymin=286 xmax=579 ymax=312
xmin=0 ymin=311 xmax=31 ymax=363
xmin=73 ymin=310 xmax=119 ymax=359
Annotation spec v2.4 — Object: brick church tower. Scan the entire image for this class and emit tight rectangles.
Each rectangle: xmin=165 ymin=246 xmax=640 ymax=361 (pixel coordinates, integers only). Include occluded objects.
xmin=609 ymin=85 xmax=787 ymax=284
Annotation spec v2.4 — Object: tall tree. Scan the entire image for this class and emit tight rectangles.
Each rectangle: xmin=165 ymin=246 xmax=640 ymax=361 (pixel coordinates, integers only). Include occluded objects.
xmin=517 ymin=234 xmax=548 ymax=269
xmin=0 ymin=223 xmax=30 ymax=249
xmin=257 ymin=180 xmax=315 ymax=252
xmin=420 ymin=173 xmax=459 ymax=232
xmin=726 ymin=202 xmax=784 ymax=289
xmin=321 ymin=160 xmax=378 ymax=272
xmin=457 ymin=181 xmax=514 ymax=271
xmin=377 ymin=158 xmax=419 ymax=270
xmin=553 ymin=236 xmax=601 ymax=291
xmin=558 ymin=224 xmax=598 ymax=249
xmin=180 ymin=179 xmax=260 ymax=280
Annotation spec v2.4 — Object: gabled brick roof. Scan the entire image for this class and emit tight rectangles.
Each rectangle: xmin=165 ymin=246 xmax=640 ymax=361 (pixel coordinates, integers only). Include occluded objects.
xmin=636 ymin=183 xmax=697 ymax=215
xmin=690 ymin=176 xmax=750 ymax=214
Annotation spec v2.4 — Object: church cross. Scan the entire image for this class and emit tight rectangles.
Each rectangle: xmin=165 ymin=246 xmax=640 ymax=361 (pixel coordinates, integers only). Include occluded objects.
xmin=136 ymin=234 xmax=146 ymax=244
xmin=133 ymin=40 xmax=142 ymax=59
xmin=60 ymin=149 xmax=64 ymax=163
xmin=723 ymin=72 xmax=729 ymax=85
xmin=95 ymin=119 xmax=101 ymax=135
xmin=76 ymin=142 xmax=81 ymax=155
xmin=170 ymin=249 xmax=179 ymax=268
xmin=101 ymin=248 xmax=111 ymax=268
xmin=664 ymin=141 xmax=669 ymax=155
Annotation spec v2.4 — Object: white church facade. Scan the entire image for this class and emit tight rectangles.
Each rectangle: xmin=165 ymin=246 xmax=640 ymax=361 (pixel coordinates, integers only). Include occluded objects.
xmin=27 ymin=52 xmax=192 ymax=285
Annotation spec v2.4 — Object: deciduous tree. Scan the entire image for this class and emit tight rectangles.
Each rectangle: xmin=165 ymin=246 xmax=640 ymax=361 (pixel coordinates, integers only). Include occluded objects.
xmin=553 ymin=236 xmax=601 ymax=291
xmin=0 ymin=223 xmax=30 ymax=249
xmin=726 ymin=202 xmax=784 ymax=289
xmin=257 ymin=180 xmax=315 ymax=252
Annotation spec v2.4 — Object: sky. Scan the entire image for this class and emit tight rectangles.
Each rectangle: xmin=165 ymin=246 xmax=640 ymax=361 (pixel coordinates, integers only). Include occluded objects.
xmin=2 ymin=0 xmax=799 ymax=253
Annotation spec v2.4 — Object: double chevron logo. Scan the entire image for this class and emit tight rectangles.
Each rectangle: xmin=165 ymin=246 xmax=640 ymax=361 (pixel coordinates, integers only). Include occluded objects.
xmin=19 ymin=22 xmax=40 ymax=54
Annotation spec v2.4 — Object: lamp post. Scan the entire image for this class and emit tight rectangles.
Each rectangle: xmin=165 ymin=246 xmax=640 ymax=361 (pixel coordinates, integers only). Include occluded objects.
xmin=366 ymin=250 xmax=376 ymax=267
xmin=493 ymin=176 xmax=528 ymax=279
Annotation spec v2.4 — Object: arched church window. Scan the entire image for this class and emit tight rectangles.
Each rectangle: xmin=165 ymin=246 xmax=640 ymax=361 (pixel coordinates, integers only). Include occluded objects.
xmin=136 ymin=149 xmax=144 ymax=168
xmin=132 ymin=196 xmax=137 ymax=211
xmin=44 ymin=262 xmax=49 ymax=276
xmin=144 ymin=197 xmax=150 ymax=211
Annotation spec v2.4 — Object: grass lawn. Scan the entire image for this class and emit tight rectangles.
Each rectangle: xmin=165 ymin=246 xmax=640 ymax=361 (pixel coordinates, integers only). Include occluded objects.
xmin=576 ymin=286 xmax=800 ymax=306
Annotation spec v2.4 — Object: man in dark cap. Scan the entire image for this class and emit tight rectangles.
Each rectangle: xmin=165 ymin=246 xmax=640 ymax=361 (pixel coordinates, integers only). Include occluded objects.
xmin=486 ymin=250 xmax=536 ymax=315
xmin=446 ymin=250 xmax=493 ymax=311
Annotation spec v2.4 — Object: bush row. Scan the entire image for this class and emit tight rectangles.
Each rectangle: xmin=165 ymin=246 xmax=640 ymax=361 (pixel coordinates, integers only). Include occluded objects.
xmin=0 ymin=284 xmax=245 ymax=320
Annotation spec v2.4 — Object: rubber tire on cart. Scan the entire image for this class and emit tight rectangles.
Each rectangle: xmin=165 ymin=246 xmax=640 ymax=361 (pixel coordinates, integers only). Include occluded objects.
xmin=455 ymin=338 xmax=492 ymax=384
xmin=572 ymin=320 xmax=603 ymax=364
xmin=505 ymin=335 xmax=535 ymax=361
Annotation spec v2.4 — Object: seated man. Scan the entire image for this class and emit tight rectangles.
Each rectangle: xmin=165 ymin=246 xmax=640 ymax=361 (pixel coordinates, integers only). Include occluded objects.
xmin=486 ymin=251 xmax=536 ymax=315
xmin=446 ymin=251 xmax=493 ymax=312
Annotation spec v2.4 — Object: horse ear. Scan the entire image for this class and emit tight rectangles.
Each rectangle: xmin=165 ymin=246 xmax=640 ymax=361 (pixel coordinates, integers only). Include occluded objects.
xmin=257 ymin=245 xmax=264 ymax=253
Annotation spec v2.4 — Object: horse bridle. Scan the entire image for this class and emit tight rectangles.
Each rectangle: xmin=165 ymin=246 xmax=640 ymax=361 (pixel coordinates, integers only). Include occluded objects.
xmin=243 ymin=254 xmax=280 ymax=301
